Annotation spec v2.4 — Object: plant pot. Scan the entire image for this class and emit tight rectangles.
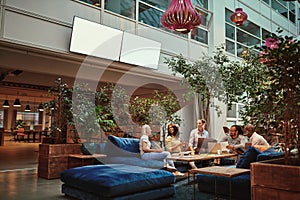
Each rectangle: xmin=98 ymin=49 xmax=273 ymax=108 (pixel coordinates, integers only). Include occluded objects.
xmin=38 ymin=143 xmax=82 ymax=179
xmin=251 ymin=158 xmax=300 ymax=199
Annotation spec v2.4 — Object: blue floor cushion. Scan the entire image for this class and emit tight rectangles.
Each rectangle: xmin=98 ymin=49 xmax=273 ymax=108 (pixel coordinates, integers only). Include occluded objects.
xmin=61 ymin=164 xmax=175 ymax=198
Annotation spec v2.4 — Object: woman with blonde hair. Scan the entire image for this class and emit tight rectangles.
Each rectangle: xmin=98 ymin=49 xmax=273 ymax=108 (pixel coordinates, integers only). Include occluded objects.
xmin=139 ymin=124 xmax=184 ymax=176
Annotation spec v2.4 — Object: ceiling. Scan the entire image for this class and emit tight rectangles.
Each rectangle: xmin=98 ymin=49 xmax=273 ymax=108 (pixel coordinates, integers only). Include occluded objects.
xmin=0 ymin=41 xmax=185 ymax=108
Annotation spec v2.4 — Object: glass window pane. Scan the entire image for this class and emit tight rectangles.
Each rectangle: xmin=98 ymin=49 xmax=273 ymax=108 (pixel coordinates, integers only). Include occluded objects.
xmin=16 ymin=112 xmax=39 ymax=130
xmin=289 ymin=11 xmax=295 ymax=23
xmin=237 ymin=43 xmax=248 ymax=58
xmin=141 ymin=0 xmax=169 ymax=10
xmin=198 ymin=10 xmax=209 ymax=27
xmin=237 ymin=104 xmax=244 ymax=119
xmin=105 ymin=0 xmax=135 ymax=19
xmin=79 ymin=0 xmax=100 ymax=7
xmin=237 ymin=30 xmax=260 ymax=46
xmin=0 ymin=111 xmax=3 ymax=128
xmin=239 ymin=21 xmax=260 ymax=37
xmin=139 ymin=3 xmax=163 ymax=28
xmin=226 ymin=40 xmax=235 ymax=55
xmin=193 ymin=0 xmax=208 ymax=9
xmin=191 ymin=28 xmax=208 ymax=44
xmin=262 ymin=28 xmax=271 ymax=40
xmin=262 ymin=0 xmax=270 ymax=4
xmin=227 ymin=121 xmax=236 ymax=127
xmin=271 ymin=0 xmax=288 ymax=18
xmin=225 ymin=8 xmax=234 ymax=24
xmin=227 ymin=104 xmax=237 ymax=118
xmin=226 ymin=24 xmax=235 ymax=40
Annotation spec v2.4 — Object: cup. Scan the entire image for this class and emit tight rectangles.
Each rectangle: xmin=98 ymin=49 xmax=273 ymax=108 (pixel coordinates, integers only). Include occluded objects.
xmin=217 ymin=150 xmax=221 ymax=155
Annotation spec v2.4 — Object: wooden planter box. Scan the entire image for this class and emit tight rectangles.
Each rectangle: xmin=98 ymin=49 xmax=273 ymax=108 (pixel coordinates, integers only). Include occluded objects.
xmin=251 ymin=158 xmax=300 ymax=199
xmin=38 ymin=143 xmax=81 ymax=179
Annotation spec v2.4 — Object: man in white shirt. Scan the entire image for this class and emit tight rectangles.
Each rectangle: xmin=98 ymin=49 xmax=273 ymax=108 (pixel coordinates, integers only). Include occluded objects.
xmin=243 ymin=124 xmax=269 ymax=146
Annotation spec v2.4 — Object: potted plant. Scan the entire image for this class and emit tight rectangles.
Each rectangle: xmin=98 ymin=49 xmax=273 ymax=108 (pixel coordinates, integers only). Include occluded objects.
xmin=165 ymin=31 xmax=299 ymax=198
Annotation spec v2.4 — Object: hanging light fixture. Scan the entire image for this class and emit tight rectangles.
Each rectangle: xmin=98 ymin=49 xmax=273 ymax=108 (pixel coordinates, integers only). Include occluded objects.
xmin=25 ymin=104 xmax=31 ymax=112
xmin=161 ymin=0 xmax=201 ymax=34
xmin=230 ymin=8 xmax=248 ymax=26
xmin=2 ymin=99 xmax=10 ymax=108
xmin=38 ymin=103 xmax=44 ymax=112
xmin=13 ymin=98 xmax=21 ymax=107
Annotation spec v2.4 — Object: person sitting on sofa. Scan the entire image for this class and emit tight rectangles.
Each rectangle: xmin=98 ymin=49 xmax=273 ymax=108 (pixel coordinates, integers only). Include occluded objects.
xmin=243 ymin=124 xmax=269 ymax=146
xmin=165 ymin=124 xmax=186 ymax=153
xmin=220 ymin=125 xmax=247 ymax=154
xmin=140 ymin=124 xmax=184 ymax=176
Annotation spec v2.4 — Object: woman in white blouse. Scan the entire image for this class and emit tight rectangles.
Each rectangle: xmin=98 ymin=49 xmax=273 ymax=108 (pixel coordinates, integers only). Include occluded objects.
xmin=139 ymin=124 xmax=183 ymax=176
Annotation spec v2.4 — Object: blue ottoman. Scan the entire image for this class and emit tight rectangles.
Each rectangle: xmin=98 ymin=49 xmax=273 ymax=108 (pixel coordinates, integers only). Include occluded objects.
xmin=61 ymin=164 xmax=175 ymax=200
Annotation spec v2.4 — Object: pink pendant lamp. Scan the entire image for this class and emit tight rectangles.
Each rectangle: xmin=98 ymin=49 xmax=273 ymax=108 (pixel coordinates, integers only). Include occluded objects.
xmin=161 ymin=0 xmax=201 ymax=34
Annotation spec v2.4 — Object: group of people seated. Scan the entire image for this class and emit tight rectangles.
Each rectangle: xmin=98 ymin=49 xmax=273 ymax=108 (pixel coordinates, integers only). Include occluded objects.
xmin=139 ymin=119 xmax=270 ymax=174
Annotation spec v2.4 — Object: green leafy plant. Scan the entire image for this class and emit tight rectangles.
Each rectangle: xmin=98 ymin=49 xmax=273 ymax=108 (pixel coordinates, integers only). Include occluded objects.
xmin=164 ymin=49 xmax=229 ymax=128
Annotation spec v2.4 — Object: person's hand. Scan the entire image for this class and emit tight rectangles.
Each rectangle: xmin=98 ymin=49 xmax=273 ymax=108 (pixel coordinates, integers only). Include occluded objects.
xmin=226 ymin=145 xmax=234 ymax=150
xmin=155 ymin=148 xmax=163 ymax=152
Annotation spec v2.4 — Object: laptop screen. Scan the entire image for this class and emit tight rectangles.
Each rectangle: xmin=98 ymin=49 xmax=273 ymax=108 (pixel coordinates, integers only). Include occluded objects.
xmin=197 ymin=138 xmax=217 ymax=149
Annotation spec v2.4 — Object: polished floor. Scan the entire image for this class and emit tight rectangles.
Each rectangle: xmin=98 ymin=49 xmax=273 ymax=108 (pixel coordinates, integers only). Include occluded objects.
xmin=0 ymin=136 xmax=197 ymax=200
xmin=0 ymin=136 xmax=71 ymax=200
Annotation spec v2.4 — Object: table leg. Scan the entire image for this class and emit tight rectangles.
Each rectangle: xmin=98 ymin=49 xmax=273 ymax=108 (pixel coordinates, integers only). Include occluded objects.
xmin=229 ymin=178 xmax=232 ymax=200
xmin=193 ymin=173 xmax=196 ymax=200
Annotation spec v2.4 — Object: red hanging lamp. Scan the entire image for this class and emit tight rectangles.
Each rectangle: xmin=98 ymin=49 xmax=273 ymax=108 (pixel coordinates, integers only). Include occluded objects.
xmin=161 ymin=0 xmax=201 ymax=34
xmin=230 ymin=8 xmax=248 ymax=26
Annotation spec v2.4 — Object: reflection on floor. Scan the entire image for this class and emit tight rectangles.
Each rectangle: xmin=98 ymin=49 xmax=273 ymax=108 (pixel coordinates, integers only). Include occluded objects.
xmin=0 ymin=137 xmax=197 ymax=200
xmin=0 ymin=137 xmax=70 ymax=200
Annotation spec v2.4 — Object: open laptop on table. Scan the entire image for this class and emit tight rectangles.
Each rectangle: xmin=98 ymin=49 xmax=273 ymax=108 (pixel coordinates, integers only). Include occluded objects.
xmin=196 ymin=138 xmax=217 ymax=154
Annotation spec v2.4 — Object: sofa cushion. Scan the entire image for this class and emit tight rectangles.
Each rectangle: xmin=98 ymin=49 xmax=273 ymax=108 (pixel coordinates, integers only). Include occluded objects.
xmin=106 ymin=156 xmax=165 ymax=169
xmin=236 ymin=146 xmax=261 ymax=169
xmin=104 ymin=135 xmax=140 ymax=157
xmin=61 ymin=164 xmax=175 ymax=198
xmin=256 ymin=147 xmax=284 ymax=162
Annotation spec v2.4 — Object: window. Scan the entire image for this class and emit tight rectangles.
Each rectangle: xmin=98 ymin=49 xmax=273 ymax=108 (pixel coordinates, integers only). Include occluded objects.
xmin=141 ymin=0 xmax=169 ymax=10
xmin=16 ymin=112 xmax=39 ymax=130
xmin=226 ymin=24 xmax=235 ymax=40
xmin=79 ymin=0 xmax=100 ymax=7
xmin=139 ymin=2 xmax=164 ymax=28
xmin=191 ymin=28 xmax=208 ymax=44
xmin=0 ymin=110 xmax=3 ymax=128
xmin=226 ymin=40 xmax=235 ymax=55
xmin=225 ymin=9 xmax=263 ymax=57
xmin=193 ymin=0 xmax=208 ymax=10
xmin=226 ymin=103 xmax=244 ymax=126
xmin=263 ymin=0 xmax=296 ymax=23
xmin=105 ymin=0 xmax=136 ymax=19
xmin=262 ymin=28 xmax=271 ymax=40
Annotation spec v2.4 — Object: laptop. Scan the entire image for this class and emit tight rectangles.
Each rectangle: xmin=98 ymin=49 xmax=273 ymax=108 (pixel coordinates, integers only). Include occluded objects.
xmin=196 ymin=138 xmax=217 ymax=153
xmin=208 ymin=141 xmax=229 ymax=154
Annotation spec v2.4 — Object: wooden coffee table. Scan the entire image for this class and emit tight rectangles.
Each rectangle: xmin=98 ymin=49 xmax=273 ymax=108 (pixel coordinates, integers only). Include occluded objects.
xmin=168 ymin=153 xmax=238 ymax=183
xmin=190 ymin=166 xmax=250 ymax=200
